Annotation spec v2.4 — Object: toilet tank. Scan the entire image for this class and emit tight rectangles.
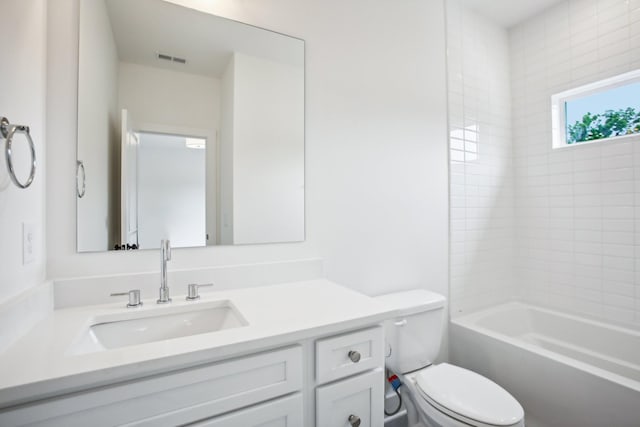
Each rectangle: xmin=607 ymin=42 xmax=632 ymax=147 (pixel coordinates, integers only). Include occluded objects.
xmin=376 ymin=290 xmax=446 ymax=374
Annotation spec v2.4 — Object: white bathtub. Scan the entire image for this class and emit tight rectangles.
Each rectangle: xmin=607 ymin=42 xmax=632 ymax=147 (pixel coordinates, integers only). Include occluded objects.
xmin=450 ymin=302 xmax=640 ymax=427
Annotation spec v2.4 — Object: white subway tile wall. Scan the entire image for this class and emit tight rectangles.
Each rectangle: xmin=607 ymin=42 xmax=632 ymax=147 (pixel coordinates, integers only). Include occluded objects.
xmin=448 ymin=0 xmax=640 ymax=328
xmin=511 ymin=0 xmax=640 ymax=328
xmin=447 ymin=0 xmax=517 ymax=315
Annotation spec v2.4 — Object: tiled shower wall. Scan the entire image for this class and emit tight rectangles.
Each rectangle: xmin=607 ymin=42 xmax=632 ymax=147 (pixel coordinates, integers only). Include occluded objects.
xmin=447 ymin=0 xmax=517 ymax=315
xmin=511 ymin=0 xmax=640 ymax=327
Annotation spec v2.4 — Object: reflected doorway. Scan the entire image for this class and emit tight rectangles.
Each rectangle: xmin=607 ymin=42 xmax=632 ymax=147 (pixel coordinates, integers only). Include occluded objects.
xmin=135 ymin=131 xmax=207 ymax=248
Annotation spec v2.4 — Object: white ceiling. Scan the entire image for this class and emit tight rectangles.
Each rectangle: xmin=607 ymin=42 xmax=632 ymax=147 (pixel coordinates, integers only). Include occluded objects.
xmin=105 ymin=0 xmax=303 ymax=78
xmin=104 ymin=0 xmax=560 ymax=79
xmin=458 ymin=0 xmax=565 ymax=28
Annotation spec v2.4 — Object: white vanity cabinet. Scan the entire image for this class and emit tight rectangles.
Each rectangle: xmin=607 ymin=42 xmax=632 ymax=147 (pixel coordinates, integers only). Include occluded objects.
xmin=0 ymin=279 xmax=397 ymax=426
xmin=0 ymin=326 xmax=386 ymax=427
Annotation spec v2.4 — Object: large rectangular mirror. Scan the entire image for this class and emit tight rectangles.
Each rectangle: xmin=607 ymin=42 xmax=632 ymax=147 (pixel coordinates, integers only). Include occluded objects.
xmin=77 ymin=0 xmax=305 ymax=252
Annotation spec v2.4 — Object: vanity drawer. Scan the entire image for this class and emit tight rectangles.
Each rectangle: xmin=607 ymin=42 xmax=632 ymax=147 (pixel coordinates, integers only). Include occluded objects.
xmin=315 ymin=326 xmax=384 ymax=384
xmin=316 ymin=369 xmax=384 ymax=427
xmin=0 ymin=346 xmax=302 ymax=427
xmin=188 ymin=393 xmax=303 ymax=426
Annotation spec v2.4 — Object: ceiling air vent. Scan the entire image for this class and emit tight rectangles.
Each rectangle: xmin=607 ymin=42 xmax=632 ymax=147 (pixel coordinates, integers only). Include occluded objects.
xmin=156 ymin=53 xmax=187 ymax=65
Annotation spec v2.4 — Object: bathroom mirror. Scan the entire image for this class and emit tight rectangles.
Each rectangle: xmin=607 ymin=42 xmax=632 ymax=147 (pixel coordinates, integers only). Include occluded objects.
xmin=76 ymin=0 xmax=304 ymax=252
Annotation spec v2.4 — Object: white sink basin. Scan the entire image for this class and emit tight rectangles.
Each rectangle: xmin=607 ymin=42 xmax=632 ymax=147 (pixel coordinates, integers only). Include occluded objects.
xmin=69 ymin=300 xmax=247 ymax=354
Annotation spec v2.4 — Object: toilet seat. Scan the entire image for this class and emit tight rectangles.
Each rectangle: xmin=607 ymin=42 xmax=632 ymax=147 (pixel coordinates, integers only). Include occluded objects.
xmin=410 ymin=363 xmax=524 ymax=427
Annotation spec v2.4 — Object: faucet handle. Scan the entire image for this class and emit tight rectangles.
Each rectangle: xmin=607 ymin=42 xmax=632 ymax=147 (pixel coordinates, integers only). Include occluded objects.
xmin=111 ymin=289 xmax=143 ymax=308
xmin=186 ymin=283 xmax=214 ymax=301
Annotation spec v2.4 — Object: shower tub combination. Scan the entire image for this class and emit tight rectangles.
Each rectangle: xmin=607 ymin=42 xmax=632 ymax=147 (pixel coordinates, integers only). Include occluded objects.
xmin=450 ymin=303 xmax=640 ymax=427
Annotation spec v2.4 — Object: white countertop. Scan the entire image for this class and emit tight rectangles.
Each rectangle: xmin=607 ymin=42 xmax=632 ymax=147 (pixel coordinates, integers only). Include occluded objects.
xmin=0 ymin=279 xmax=396 ymax=408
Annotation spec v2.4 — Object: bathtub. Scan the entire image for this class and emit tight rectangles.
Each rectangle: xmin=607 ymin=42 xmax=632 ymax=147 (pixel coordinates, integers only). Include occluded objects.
xmin=450 ymin=302 xmax=640 ymax=427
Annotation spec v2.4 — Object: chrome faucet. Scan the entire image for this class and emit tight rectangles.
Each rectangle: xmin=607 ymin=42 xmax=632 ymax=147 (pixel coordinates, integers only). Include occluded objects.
xmin=158 ymin=239 xmax=172 ymax=304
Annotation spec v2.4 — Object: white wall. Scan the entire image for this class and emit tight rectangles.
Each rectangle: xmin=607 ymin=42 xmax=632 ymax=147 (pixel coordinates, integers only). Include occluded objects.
xmin=219 ymin=57 xmax=235 ymax=245
xmin=118 ymin=62 xmax=220 ymax=135
xmin=47 ymin=0 xmax=449 ymax=303
xmin=76 ymin=0 xmax=119 ymax=252
xmin=511 ymin=0 xmax=640 ymax=328
xmin=232 ymin=53 xmax=304 ymax=244
xmin=137 ymin=133 xmax=206 ymax=248
xmin=0 ymin=0 xmax=47 ymax=303
xmin=446 ymin=0 xmax=516 ymax=316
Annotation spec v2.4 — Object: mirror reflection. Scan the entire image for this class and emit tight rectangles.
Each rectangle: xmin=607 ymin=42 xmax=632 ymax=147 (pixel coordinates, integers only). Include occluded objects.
xmin=77 ymin=0 xmax=305 ymax=252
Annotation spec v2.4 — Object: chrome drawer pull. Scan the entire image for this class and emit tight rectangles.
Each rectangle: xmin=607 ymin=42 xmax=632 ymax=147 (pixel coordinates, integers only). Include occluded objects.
xmin=348 ymin=350 xmax=361 ymax=363
xmin=348 ymin=414 xmax=361 ymax=427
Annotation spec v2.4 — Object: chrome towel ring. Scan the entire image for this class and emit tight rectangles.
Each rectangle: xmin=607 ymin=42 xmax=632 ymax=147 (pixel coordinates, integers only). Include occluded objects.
xmin=1 ymin=116 xmax=36 ymax=189
xmin=76 ymin=160 xmax=86 ymax=198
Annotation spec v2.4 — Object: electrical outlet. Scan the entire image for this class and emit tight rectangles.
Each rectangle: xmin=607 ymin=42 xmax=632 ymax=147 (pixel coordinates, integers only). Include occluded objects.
xmin=23 ymin=222 xmax=35 ymax=265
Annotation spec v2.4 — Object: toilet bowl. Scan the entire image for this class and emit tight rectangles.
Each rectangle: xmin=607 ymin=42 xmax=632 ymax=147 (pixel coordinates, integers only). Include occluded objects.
xmin=400 ymin=364 xmax=524 ymax=427
xmin=376 ymin=290 xmax=524 ymax=427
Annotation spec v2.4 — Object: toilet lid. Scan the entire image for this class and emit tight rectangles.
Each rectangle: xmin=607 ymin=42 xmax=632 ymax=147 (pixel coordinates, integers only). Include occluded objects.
xmin=415 ymin=363 xmax=524 ymax=426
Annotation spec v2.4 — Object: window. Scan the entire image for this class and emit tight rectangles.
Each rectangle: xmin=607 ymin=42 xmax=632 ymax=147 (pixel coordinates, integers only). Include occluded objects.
xmin=551 ymin=69 xmax=640 ymax=148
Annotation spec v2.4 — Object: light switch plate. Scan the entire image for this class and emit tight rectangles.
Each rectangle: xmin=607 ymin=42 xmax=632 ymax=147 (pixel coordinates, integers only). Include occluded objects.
xmin=23 ymin=222 xmax=35 ymax=265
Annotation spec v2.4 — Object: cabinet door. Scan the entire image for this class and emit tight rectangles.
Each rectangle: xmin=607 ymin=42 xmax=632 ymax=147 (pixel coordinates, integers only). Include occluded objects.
xmin=189 ymin=393 xmax=302 ymax=427
xmin=316 ymin=369 xmax=383 ymax=427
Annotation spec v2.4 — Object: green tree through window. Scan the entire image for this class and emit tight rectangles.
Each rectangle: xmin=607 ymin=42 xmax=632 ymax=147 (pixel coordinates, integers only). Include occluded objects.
xmin=567 ymin=107 xmax=640 ymax=144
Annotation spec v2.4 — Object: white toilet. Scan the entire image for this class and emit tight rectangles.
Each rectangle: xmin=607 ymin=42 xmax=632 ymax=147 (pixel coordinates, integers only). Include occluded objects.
xmin=377 ymin=290 xmax=524 ymax=427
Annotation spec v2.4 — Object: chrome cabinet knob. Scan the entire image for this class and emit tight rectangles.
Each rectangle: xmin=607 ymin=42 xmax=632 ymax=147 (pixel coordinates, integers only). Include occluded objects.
xmin=348 ymin=350 xmax=361 ymax=363
xmin=186 ymin=283 xmax=214 ymax=301
xmin=111 ymin=289 xmax=142 ymax=308
xmin=348 ymin=415 xmax=361 ymax=427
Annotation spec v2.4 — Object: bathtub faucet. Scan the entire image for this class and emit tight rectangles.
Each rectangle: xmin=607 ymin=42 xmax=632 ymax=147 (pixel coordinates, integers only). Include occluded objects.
xmin=158 ymin=239 xmax=172 ymax=304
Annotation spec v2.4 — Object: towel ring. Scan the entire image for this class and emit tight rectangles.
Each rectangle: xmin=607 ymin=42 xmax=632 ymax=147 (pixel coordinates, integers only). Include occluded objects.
xmin=76 ymin=160 xmax=86 ymax=198
xmin=1 ymin=117 xmax=36 ymax=189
